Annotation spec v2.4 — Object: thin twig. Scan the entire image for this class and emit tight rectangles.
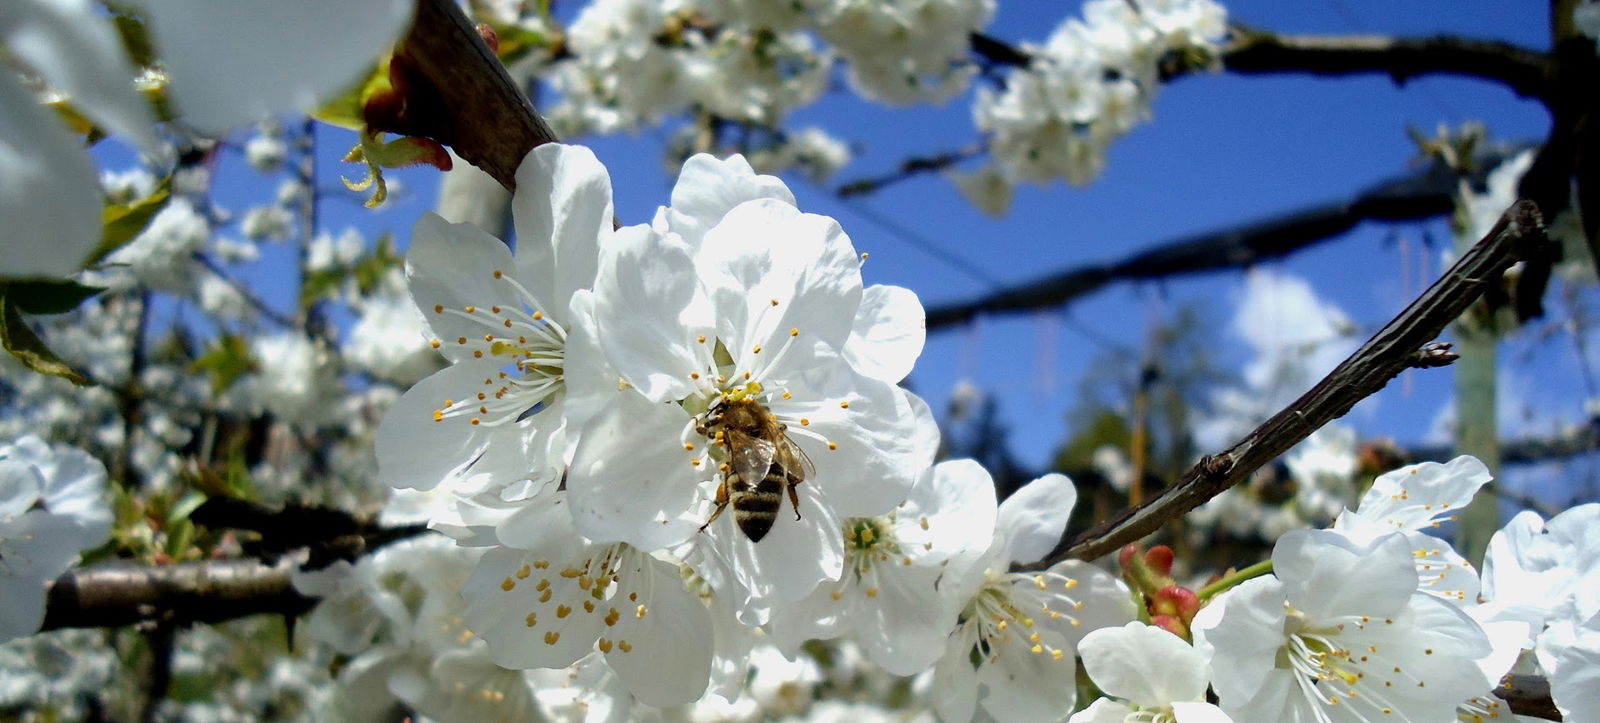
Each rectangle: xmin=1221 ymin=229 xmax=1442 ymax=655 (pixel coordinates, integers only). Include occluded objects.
xmin=925 ymin=148 xmax=1531 ymax=329
xmin=835 ymin=145 xmax=985 ymax=198
xmin=1021 ymin=200 xmax=1548 ymax=566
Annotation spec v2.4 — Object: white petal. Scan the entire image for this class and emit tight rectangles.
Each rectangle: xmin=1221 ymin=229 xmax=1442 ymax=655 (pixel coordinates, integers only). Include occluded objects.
xmin=602 ymin=553 xmax=713 ymax=706
xmin=0 ymin=71 xmax=101 ymax=279
xmin=665 ymin=153 xmax=795 ymax=248
xmin=0 ymin=511 xmax=86 ymax=641
xmin=842 ymin=284 xmax=925 ymax=384
xmin=1043 ymin=560 xmax=1140 ymax=649
xmin=592 ymin=223 xmax=713 ymax=402
xmin=1171 ymin=701 xmax=1234 ymax=723
xmin=975 ymin=628 xmax=1078 ymax=721
xmin=511 ymin=143 xmax=612 ymax=327
xmin=997 ymin=473 xmax=1078 ymax=565
xmin=462 ymin=545 xmax=602 ymax=669
xmin=1543 ymin=612 xmax=1600 ymax=722
xmin=566 ymin=392 xmax=704 ymax=550
xmin=375 ymin=360 xmax=499 ymax=490
xmin=0 ymin=0 xmax=155 ymax=148
xmin=779 ymin=370 xmax=928 ymax=519
xmin=406 ymin=212 xmax=518 ymax=363
xmin=1079 ymin=622 xmax=1209 ymax=706
xmin=140 ymin=0 xmax=413 ymax=135
xmin=897 ymin=459 xmax=998 ymax=567
xmin=0 ymin=460 xmax=43 ymax=519
xmin=1191 ymin=577 xmax=1288 ymax=704
xmin=1069 ymin=698 xmax=1138 ymax=723
xmin=849 ymin=562 xmax=954 ymax=675
xmin=1342 ymin=455 xmax=1491 ymax=532
xmin=1273 ymin=529 xmax=1416 ymax=620
xmin=932 ymin=628 xmax=981 ymax=723
xmin=697 ymin=199 xmax=863 ymax=377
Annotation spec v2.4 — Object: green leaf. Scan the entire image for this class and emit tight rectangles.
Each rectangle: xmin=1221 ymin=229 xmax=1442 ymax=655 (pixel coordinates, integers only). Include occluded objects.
xmin=0 ymin=287 xmax=89 ymax=385
xmin=167 ymin=491 xmax=208 ymax=525
xmin=191 ymin=333 xmax=255 ymax=396
xmin=90 ymin=178 xmax=172 ymax=265
xmin=300 ymin=267 xmax=348 ymax=308
xmin=1 ymin=279 xmax=106 ymax=315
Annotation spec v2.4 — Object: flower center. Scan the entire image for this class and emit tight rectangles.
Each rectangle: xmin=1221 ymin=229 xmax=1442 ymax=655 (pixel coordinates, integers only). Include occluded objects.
xmin=959 ymin=567 xmax=1086 ymax=664
xmin=428 ymin=269 xmax=568 ymax=428
xmin=1279 ymin=606 xmax=1431 ymax=715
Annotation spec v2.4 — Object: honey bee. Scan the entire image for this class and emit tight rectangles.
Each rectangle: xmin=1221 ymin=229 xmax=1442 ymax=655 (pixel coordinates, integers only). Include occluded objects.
xmin=696 ymin=397 xmax=814 ymax=542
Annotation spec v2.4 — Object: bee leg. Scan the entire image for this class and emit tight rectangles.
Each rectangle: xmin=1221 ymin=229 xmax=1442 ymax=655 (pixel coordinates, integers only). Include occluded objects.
xmin=699 ymin=479 xmax=731 ymax=533
xmin=785 ymin=479 xmax=802 ymax=521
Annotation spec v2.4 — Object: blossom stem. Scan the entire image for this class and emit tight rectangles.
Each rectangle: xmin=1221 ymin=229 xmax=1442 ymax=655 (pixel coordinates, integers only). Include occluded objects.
xmin=1197 ymin=559 xmax=1273 ymax=602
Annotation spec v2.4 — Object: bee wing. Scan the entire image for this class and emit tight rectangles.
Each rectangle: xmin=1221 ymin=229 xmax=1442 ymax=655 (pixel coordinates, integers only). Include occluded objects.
xmin=728 ymin=431 xmax=776 ymax=487
xmin=777 ymin=438 xmax=815 ymax=482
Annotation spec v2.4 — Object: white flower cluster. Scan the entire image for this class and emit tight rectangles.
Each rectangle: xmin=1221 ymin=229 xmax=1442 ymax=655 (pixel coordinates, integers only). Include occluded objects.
xmin=368 ymin=143 xmax=1138 ymax=717
xmin=544 ymin=0 xmax=994 ymax=178
xmin=0 ymin=436 xmax=111 ymax=642
xmin=1186 ymin=456 xmax=1600 ymax=721
xmin=958 ymin=0 xmax=1226 ymax=214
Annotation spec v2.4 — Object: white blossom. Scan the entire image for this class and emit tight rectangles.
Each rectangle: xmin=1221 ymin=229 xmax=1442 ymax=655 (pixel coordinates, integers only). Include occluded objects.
xmin=932 ymin=473 xmax=1138 ymax=722
xmin=1331 ymin=455 xmax=1492 ymax=604
xmin=769 ymin=459 xmax=999 ymax=675
xmin=1072 ymin=622 xmax=1231 ymax=723
xmin=376 ymin=143 xmax=614 ymax=497
xmin=1193 ymin=530 xmax=1494 ymax=721
xmin=0 ymin=436 xmax=111 ymax=641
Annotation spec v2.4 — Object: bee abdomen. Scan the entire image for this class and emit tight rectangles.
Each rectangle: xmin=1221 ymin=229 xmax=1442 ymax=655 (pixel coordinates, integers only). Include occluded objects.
xmin=732 ymin=473 xmax=785 ymax=542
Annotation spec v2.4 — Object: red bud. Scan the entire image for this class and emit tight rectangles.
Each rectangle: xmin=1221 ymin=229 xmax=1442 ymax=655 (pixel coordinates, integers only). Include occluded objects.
xmin=1118 ymin=544 xmax=1140 ymax=571
xmin=476 ymin=23 xmax=499 ymax=54
xmin=1143 ymin=545 xmax=1175 ymax=576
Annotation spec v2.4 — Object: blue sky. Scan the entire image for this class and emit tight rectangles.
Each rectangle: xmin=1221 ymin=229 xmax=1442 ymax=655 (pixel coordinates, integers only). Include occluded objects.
xmin=125 ymin=2 xmax=1596 ymax=506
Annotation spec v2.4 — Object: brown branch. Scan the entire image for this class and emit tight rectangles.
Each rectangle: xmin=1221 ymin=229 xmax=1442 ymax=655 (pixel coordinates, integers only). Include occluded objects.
xmin=1209 ymin=27 xmax=1554 ymax=100
xmin=925 ymin=147 xmax=1531 ymax=329
xmin=41 ymin=559 xmax=315 ymax=631
xmin=41 ymin=515 xmax=432 ymax=630
xmin=969 ymin=27 xmax=1553 ymax=100
xmin=1020 ymin=199 xmax=1549 ymax=567
xmin=369 ymin=0 xmax=560 ymax=189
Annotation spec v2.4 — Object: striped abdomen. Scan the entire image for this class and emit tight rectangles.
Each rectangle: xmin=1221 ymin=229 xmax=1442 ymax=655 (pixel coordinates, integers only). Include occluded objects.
xmin=731 ymin=470 xmax=786 ymax=542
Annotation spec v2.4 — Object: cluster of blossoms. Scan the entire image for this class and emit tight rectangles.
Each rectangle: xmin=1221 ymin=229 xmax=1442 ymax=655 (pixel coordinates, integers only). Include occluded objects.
xmin=546 ymin=0 xmax=995 ymax=137
xmin=953 ymin=0 xmax=1227 ymax=214
xmin=369 ymin=143 xmax=1148 ymax=717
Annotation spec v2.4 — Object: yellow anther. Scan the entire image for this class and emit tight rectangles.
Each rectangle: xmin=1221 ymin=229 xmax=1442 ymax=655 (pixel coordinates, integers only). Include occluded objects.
xmin=539 ymin=589 xmax=552 ymax=603
xmin=536 ymin=579 xmax=550 ymax=591
xmin=517 ymin=564 xmax=531 ymax=579
xmin=828 ymin=442 xmax=838 ymax=450
xmin=800 ymin=418 xmax=810 ymax=426
xmin=533 ymin=310 xmax=544 ymax=320
xmin=618 ymin=640 xmax=633 ymax=653
xmin=790 ymin=328 xmax=799 ymax=336
xmin=544 ymin=631 xmax=560 ymax=645
xmin=598 ymin=638 xmax=613 ymax=653
xmin=465 ymin=306 xmax=476 ymax=313
xmin=433 ymin=304 xmax=444 ymax=313
xmin=430 ymin=339 xmax=441 ymax=349
xmin=684 ymin=443 xmax=695 ymax=450
xmin=770 ymin=299 xmax=779 ymax=306
xmin=697 ymin=335 xmax=706 ymax=343
xmin=636 ymin=604 xmax=647 ymax=619
xmin=866 ymin=587 xmax=879 ymax=598
xmin=493 ymin=270 xmax=504 ymax=279
xmin=525 ymin=612 xmax=537 ymax=627
xmin=556 ymin=605 xmax=572 ymax=618
xmin=501 ymin=577 xmax=516 ymax=591
xmin=753 ymin=345 xmax=762 ymax=354
xmin=584 ymin=600 xmax=595 ymax=613
xmin=831 ymin=590 xmax=843 ymax=601
xmin=840 ymin=401 xmax=850 ymax=409
xmin=1051 ymin=649 xmax=1064 ymax=661
xmin=605 ymin=608 xmax=621 ymax=626
xmin=433 ymin=410 xmax=443 ymax=422
xmin=560 ymin=568 xmax=582 ymax=578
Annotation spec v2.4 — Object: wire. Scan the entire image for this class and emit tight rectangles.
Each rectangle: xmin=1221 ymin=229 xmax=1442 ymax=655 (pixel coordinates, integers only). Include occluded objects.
xmin=838 ymin=198 xmax=1009 ymax=291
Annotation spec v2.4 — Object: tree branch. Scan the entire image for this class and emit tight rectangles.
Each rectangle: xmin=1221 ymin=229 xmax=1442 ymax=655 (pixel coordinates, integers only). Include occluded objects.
xmin=369 ymin=0 xmax=560 ymax=189
xmin=1021 ymin=199 xmax=1549 ymax=567
xmin=41 ymin=500 xmax=432 ymax=630
xmin=925 ymin=148 xmax=1530 ymax=329
xmin=1208 ymin=27 xmax=1554 ymax=100
xmin=41 ymin=559 xmax=315 ymax=631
